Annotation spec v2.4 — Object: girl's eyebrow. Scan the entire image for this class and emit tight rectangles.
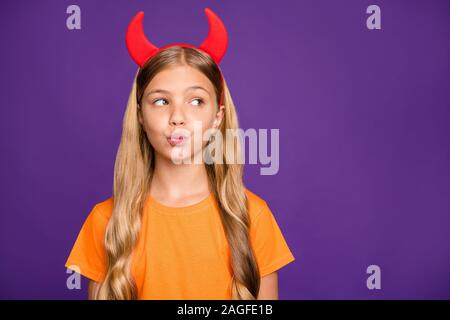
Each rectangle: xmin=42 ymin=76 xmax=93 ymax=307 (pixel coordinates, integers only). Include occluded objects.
xmin=146 ymin=86 xmax=209 ymax=97
xmin=185 ymin=86 xmax=209 ymax=94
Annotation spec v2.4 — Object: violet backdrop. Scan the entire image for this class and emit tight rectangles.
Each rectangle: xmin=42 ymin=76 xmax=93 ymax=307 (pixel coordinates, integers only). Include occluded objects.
xmin=0 ymin=0 xmax=449 ymax=299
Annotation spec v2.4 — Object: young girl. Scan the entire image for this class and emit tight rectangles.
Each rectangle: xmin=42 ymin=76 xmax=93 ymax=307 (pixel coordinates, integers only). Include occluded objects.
xmin=65 ymin=8 xmax=295 ymax=300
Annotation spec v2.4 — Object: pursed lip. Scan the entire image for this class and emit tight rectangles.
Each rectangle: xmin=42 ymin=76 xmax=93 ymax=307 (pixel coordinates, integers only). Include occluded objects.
xmin=166 ymin=133 xmax=189 ymax=146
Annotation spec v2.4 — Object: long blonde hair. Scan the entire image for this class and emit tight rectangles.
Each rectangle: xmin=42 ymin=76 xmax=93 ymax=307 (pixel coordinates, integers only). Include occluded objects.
xmin=94 ymin=46 xmax=260 ymax=299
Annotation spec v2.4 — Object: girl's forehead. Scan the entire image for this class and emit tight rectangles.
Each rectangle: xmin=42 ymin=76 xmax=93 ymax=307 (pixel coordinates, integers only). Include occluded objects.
xmin=146 ymin=65 xmax=214 ymax=93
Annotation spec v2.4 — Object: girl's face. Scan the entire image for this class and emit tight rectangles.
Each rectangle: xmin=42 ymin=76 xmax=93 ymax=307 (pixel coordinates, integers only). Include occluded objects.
xmin=138 ymin=65 xmax=224 ymax=164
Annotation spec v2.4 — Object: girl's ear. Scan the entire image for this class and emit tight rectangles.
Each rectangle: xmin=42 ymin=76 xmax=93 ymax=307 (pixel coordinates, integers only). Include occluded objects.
xmin=138 ymin=108 xmax=144 ymax=126
xmin=214 ymin=105 xmax=225 ymax=128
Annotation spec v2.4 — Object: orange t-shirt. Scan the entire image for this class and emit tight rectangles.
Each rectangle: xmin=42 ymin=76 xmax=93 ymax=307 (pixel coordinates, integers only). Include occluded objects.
xmin=65 ymin=189 xmax=295 ymax=299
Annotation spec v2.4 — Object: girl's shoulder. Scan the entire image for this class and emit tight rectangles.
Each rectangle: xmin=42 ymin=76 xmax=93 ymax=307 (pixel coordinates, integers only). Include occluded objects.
xmin=90 ymin=196 xmax=114 ymax=220
xmin=244 ymin=188 xmax=271 ymax=219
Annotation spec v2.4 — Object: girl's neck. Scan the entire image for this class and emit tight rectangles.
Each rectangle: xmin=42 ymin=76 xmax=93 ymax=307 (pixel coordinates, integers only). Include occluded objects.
xmin=149 ymin=154 xmax=211 ymax=206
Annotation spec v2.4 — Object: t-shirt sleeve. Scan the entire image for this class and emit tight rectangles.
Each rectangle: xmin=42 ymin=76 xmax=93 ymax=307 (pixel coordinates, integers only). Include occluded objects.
xmin=250 ymin=202 xmax=296 ymax=277
xmin=64 ymin=204 xmax=109 ymax=283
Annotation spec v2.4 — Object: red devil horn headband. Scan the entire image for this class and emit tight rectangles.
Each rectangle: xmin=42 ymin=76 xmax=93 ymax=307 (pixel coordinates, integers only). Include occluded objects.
xmin=126 ymin=7 xmax=228 ymax=67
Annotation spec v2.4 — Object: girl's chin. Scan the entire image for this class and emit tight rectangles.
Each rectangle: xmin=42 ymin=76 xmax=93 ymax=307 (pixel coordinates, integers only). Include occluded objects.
xmin=158 ymin=148 xmax=206 ymax=164
xmin=160 ymin=149 xmax=194 ymax=163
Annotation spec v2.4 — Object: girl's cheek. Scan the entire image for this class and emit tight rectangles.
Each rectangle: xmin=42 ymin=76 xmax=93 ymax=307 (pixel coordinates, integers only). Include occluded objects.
xmin=143 ymin=111 xmax=166 ymax=129
xmin=147 ymin=124 xmax=165 ymax=139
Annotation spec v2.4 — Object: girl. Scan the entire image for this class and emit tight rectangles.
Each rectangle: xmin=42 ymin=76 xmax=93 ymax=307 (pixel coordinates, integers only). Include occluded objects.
xmin=65 ymin=8 xmax=295 ymax=300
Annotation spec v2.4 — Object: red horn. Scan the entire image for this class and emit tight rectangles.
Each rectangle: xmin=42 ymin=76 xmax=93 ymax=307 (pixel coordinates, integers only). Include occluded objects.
xmin=198 ymin=8 xmax=228 ymax=64
xmin=125 ymin=11 xmax=159 ymax=67
xmin=125 ymin=8 xmax=228 ymax=67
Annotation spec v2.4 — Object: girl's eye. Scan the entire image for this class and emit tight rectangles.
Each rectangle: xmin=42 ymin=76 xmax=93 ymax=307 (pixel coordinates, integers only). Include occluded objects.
xmin=190 ymin=98 xmax=204 ymax=107
xmin=153 ymin=98 xmax=168 ymax=106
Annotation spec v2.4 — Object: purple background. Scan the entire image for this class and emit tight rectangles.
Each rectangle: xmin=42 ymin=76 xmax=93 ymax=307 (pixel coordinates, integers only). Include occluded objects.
xmin=0 ymin=0 xmax=449 ymax=299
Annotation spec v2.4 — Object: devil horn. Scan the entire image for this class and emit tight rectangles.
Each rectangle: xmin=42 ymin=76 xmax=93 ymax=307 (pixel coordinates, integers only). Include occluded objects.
xmin=126 ymin=11 xmax=159 ymax=67
xmin=198 ymin=8 xmax=228 ymax=64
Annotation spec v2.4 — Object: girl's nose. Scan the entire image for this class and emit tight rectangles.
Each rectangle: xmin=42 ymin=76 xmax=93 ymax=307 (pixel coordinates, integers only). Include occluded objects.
xmin=170 ymin=118 xmax=185 ymax=126
xmin=169 ymin=104 xmax=186 ymax=126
